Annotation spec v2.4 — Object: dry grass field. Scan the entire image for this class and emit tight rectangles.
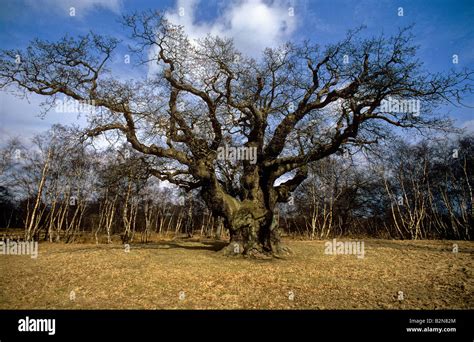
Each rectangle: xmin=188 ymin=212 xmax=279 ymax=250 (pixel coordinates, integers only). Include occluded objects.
xmin=0 ymin=238 xmax=472 ymax=309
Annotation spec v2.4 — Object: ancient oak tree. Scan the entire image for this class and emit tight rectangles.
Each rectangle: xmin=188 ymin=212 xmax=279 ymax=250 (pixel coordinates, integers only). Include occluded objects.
xmin=1 ymin=11 xmax=472 ymax=257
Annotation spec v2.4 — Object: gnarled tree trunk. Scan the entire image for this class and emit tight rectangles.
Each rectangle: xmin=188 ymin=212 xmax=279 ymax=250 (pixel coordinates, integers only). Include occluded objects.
xmin=200 ymin=170 xmax=291 ymax=258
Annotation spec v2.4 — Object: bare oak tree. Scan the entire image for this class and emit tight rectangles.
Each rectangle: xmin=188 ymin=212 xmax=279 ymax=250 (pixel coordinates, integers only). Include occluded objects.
xmin=1 ymin=11 xmax=472 ymax=257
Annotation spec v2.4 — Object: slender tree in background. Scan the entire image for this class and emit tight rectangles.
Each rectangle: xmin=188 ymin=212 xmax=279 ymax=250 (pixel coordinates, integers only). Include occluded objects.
xmin=1 ymin=11 xmax=472 ymax=256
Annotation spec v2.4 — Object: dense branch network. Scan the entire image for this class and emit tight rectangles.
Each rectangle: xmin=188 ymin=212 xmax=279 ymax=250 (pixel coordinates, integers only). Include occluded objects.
xmin=1 ymin=10 xmax=473 ymax=255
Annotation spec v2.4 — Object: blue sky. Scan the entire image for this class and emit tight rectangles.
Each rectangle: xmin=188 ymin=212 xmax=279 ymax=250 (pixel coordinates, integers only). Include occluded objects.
xmin=0 ymin=0 xmax=473 ymax=143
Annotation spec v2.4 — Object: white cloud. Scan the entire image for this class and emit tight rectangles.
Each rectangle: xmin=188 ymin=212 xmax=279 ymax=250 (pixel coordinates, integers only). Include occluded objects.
xmin=165 ymin=0 xmax=297 ymax=57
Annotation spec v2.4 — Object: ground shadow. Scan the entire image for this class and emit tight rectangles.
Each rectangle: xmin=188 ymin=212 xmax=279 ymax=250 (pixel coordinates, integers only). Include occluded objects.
xmin=132 ymin=239 xmax=228 ymax=252
xmin=51 ymin=239 xmax=229 ymax=254
xmin=369 ymin=239 xmax=473 ymax=254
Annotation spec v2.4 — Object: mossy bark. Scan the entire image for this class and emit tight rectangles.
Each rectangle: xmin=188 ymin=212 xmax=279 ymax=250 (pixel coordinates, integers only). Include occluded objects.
xmin=219 ymin=205 xmax=290 ymax=258
xmin=200 ymin=172 xmax=291 ymax=258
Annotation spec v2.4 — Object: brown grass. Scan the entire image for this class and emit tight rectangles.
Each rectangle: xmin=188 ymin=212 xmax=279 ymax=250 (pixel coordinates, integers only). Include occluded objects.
xmin=0 ymin=238 xmax=472 ymax=309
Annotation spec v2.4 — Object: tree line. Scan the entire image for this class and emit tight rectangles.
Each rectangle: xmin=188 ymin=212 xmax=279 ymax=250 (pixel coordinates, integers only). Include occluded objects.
xmin=1 ymin=125 xmax=471 ymax=242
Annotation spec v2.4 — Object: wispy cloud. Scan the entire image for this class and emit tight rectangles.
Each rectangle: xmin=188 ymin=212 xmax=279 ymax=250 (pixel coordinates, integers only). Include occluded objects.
xmin=461 ymin=119 xmax=474 ymax=133
xmin=0 ymin=92 xmax=87 ymax=145
xmin=25 ymin=0 xmax=123 ymax=17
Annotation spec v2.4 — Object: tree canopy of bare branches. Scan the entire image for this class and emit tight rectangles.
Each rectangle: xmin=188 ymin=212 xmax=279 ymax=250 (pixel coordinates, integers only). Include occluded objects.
xmin=1 ymin=10 xmax=472 ymax=257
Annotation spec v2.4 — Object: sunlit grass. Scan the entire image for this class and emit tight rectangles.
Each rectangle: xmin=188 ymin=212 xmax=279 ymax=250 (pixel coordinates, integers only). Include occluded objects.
xmin=0 ymin=238 xmax=472 ymax=309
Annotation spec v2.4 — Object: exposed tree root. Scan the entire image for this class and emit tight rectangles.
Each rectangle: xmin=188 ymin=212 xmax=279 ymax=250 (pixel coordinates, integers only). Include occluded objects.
xmin=219 ymin=241 xmax=293 ymax=259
